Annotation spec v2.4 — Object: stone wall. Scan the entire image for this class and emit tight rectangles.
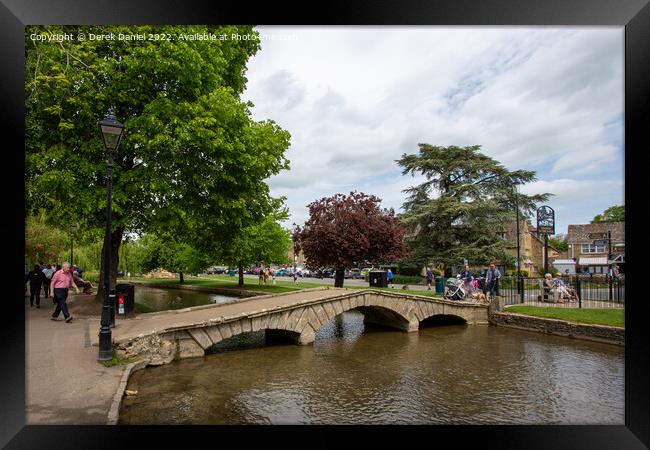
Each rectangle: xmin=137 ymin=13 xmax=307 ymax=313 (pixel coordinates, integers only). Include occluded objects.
xmin=489 ymin=311 xmax=624 ymax=345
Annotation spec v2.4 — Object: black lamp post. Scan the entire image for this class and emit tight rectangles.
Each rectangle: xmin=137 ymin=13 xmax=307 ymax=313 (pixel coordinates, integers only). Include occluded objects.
xmin=69 ymin=224 xmax=77 ymax=266
xmin=97 ymin=111 xmax=124 ymax=361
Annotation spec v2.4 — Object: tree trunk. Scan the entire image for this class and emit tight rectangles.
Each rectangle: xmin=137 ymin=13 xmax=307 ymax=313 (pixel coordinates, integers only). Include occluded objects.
xmin=238 ymin=261 xmax=244 ymax=287
xmin=334 ymin=267 xmax=345 ymax=288
xmin=95 ymin=227 xmax=124 ymax=302
xmin=179 ymin=271 xmax=184 ymax=283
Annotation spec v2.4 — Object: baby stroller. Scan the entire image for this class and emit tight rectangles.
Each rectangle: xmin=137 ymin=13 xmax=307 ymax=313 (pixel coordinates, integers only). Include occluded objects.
xmin=444 ymin=277 xmax=466 ymax=301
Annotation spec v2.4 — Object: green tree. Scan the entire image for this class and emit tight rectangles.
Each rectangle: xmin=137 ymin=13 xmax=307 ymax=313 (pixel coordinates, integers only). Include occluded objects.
xmin=220 ymin=207 xmax=292 ymax=287
xmin=591 ymin=205 xmax=624 ymax=223
xmin=549 ymin=234 xmax=568 ymax=252
xmin=134 ymin=233 xmax=209 ymax=282
xmin=25 ymin=211 xmax=69 ymax=265
xmin=25 ymin=25 xmax=290 ymax=300
xmin=398 ymin=144 xmax=551 ymax=275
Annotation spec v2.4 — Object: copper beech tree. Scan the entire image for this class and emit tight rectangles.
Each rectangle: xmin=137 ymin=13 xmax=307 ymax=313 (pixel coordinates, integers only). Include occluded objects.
xmin=293 ymin=192 xmax=409 ymax=287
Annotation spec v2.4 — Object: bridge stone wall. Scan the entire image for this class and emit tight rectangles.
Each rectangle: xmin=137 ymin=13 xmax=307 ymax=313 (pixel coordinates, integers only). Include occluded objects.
xmin=114 ymin=290 xmax=488 ymax=366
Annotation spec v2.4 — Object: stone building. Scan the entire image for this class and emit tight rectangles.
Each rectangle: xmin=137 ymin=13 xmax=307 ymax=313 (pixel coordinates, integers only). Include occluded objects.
xmin=566 ymin=222 xmax=625 ymax=274
xmin=503 ymin=218 xmax=560 ymax=277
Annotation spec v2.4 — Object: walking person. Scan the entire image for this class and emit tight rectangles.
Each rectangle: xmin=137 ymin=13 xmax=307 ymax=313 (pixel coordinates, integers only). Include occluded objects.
xmin=42 ymin=263 xmax=54 ymax=299
xmin=26 ymin=264 xmax=45 ymax=308
xmin=258 ymin=267 xmax=264 ymax=285
xmin=52 ymin=264 xmax=62 ymax=304
xmin=485 ymin=263 xmax=501 ymax=300
xmin=426 ymin=268 xmax=434 ymax=290
xmin=263 ymin=267 xmax=270 ymax=285
xmin=386 ymin=268 xmax=395 ymax=288
xmin=50 ymin=262 xmax=80 ymax=323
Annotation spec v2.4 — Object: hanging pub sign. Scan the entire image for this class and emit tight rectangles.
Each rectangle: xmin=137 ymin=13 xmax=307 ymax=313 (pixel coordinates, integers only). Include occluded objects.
xmin=536 ymin=206 xmax=555 ymax=235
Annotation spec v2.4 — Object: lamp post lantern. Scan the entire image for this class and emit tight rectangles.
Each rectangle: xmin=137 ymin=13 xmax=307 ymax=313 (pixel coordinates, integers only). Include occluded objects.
xmin=97 ymin=111 xmax=124 ymax=361
xmin=70 ymin=224 xmax=77 ymax=266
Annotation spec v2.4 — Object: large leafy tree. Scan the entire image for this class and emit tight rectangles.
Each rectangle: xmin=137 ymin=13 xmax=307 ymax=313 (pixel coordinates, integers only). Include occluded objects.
xmin=294 ymin=192 xmax=409 ymax=287
xmin=591 ymin=205 xmax=624 ymax=223
xmin=220 ymin=206 xmax=292 ymax=286
xmin=25 ymin=25 xmax=290 ymax=300
xmin=398 ymin=144 xmax=550 ymax=274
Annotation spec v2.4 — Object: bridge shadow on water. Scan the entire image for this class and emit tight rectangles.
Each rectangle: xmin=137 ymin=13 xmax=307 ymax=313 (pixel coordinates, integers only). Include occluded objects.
xmin=419 ymin=314 xmax=468 ymax=328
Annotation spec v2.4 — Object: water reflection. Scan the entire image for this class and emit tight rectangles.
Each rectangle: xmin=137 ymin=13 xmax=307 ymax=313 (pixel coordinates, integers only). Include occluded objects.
xmin=120 ymin=311 xmax=623 ymax=425
xmin=134 ymin=286 xmax=240 ymax=312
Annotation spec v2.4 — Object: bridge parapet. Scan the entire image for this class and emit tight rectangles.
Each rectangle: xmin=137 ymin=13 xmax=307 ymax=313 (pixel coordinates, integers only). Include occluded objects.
xmin=112 ymin=289 xmax=488 ymax=366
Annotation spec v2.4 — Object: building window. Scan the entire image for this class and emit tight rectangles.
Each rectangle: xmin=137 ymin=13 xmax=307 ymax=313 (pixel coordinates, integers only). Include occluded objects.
xmin=581 ymin=243 xmax=606 ymax=254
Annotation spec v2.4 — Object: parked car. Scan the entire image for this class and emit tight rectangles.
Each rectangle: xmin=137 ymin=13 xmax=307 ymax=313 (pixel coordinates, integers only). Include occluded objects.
xmin=324 ymin=268 xmax=336 ymax=278
xmin=349 ymin=268 xmax=362 ymax=279
xmin=275 ymin=269 xmax=290 ymax=277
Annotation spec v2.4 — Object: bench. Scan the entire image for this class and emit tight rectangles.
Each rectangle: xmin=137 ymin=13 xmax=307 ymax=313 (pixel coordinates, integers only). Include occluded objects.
xmin=539 ymin=280 xmax=557 ymax=303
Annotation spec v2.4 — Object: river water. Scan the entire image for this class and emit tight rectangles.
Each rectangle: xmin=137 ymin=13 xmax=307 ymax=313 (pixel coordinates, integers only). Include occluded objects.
xmin=134 ymin=285 xmax=241 ymax=312
xmin=119 ymin=310 xmax=624 ymax=425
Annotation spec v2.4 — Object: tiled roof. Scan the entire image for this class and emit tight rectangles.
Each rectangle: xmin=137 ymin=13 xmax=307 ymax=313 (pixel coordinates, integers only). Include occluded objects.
xmin=567 ymin=222 xmax=625 ymax=243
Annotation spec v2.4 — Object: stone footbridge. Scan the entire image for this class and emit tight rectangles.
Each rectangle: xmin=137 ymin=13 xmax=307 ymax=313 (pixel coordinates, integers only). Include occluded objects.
xmin=96 ymin=287 xmax=489 ymax=366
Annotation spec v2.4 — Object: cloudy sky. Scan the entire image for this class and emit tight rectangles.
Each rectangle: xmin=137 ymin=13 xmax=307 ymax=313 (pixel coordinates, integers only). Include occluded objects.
xmin=241 ymin=27 xmax=624 ymax=235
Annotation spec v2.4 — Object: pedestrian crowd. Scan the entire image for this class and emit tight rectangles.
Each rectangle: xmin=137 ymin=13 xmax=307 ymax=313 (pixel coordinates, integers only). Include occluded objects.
xmin=25 ymin=261 xmax=94 ymax=323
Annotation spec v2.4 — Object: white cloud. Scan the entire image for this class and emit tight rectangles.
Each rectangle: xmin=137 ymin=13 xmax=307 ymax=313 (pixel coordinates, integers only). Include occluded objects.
xmin=244 ymin=27 xmax=624 ymax=234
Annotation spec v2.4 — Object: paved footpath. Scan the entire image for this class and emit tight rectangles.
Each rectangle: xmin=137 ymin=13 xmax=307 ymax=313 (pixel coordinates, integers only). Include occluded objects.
xmin=25 ymin=294 xmax=123 ymax=425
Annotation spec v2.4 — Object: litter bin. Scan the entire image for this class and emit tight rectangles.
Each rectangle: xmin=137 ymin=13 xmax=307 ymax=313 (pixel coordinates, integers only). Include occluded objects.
xmin=115 ymin=283 xmax=135 ymax=316
xmin=435 ymin=276 xmax=445 ymax=294
xmin=369 ymin=271 xmax=387 ymax=288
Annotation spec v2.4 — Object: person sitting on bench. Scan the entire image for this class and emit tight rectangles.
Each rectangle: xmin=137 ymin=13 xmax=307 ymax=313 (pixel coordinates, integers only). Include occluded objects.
xmin=72 ymin=270 xmax=93 ymax=295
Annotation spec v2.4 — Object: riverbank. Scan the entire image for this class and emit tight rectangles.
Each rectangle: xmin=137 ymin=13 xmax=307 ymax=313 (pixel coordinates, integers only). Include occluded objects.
xmin=490 ymin=304 xmax=624 ymax=345
xmin=504 ymin=305 xmax=624 ymax=327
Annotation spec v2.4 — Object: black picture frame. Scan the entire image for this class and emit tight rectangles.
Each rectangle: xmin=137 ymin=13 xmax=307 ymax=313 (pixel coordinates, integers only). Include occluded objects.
xmin=3 ymin=0 xmax=648 ymax=448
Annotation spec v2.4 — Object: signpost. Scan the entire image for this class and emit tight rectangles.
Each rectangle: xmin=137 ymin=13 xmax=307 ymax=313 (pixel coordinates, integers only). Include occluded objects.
xmin=536 ymin=206 xmax=555 ymax=275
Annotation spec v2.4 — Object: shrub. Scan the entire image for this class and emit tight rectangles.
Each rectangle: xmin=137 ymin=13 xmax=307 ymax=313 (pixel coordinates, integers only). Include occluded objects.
xmin=393 ymin=275 xmax=423 ymax=285
xmin=396 ymin=262 xmax=422 ymax=277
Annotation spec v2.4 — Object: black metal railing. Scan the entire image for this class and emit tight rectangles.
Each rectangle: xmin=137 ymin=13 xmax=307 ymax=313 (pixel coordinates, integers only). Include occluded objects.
xmin=499 ymin=275 xmax=624 ymax=308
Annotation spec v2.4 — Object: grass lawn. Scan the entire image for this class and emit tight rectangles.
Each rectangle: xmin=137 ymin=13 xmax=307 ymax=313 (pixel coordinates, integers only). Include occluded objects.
xmin=504 ymin=305 xmax=624 ymax=328
xmin=122 ymin=275 xmax=442 ymax=298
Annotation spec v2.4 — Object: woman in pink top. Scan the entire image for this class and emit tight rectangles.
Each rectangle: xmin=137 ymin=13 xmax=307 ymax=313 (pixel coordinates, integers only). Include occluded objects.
xmin=50 ymin=262 xmax=80 ymax=323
